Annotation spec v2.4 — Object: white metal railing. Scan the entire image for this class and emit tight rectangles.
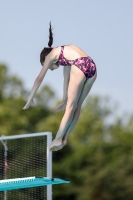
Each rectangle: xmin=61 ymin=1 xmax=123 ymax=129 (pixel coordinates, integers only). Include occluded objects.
xmin=0 ymin=132 xmax=52 ymax=200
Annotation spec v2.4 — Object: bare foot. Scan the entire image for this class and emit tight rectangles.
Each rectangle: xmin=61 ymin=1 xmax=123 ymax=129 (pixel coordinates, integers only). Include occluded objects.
xmin=49 ymin=138 xmax=64 ymax=151
xmin=55 ymin=139 xmax=67 ymax=151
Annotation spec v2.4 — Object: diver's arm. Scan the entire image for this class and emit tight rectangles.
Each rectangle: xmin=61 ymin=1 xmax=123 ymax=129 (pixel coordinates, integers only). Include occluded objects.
xmin=54 ymin=66 xmax=70 ymax=112
xmin=63 ymin=66 xmax=71 ymax=101
xmin=23 ymin=56 xmax=52 ymax=109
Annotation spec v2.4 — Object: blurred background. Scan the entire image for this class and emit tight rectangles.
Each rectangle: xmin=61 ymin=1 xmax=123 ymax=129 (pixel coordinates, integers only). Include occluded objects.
xmin=0 ymin=0 xmax=133 ymax=200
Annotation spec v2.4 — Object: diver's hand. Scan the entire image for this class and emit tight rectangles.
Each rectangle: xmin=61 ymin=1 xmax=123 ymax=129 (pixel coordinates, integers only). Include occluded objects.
xmin=55 ymin=100 xmax=67 ymax=112
xmin=23 ymin=100 xmax=34 ymax=110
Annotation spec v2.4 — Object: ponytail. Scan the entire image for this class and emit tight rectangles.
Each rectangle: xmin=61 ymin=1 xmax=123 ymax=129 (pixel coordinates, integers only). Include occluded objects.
xmin=48 ymin=22 xmax=53 ymax=47
xmin=40 ymin=22 xmax=54 ymax=65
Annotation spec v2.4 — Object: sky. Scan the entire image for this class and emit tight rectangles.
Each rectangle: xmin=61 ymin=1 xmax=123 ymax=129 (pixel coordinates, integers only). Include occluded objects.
xmin=0 ymin=0 xmax=133 ymax=116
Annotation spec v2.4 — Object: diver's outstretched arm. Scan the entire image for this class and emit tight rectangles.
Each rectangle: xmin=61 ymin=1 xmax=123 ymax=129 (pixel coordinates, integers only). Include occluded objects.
xmin=55 ymin=66 xmax=70 ymax=112
xmin=23 ymin=56 xmax=52 ymax=109
xmin=63 ymin=65 xmax=71 ymax=101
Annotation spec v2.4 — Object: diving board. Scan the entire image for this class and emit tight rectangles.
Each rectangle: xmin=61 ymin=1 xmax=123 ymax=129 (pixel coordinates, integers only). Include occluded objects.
xmin=0 ymin=176 xmax=70 ymax=191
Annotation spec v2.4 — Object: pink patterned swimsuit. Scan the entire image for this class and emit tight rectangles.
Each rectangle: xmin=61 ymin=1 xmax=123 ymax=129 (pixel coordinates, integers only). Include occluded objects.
xmin=56 ymin=46 xmax=96 ymax=79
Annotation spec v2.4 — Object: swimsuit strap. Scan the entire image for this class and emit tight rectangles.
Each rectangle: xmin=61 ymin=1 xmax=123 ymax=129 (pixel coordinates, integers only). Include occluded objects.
xmin=57 ymin=46 xmax=65 ymax=61
xmin=60 ymin=46 xmax=64 ymax=57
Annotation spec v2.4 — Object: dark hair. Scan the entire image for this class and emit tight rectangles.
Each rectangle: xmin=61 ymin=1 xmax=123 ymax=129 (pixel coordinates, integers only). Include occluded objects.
xmin=40 ymin=22 xmax=53 ymax=65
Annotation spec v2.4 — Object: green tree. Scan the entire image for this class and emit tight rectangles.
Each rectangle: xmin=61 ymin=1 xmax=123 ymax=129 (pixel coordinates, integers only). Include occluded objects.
xmin=0 ymin=64 xmax=57 ymax=199
xmin=50 ymin=97 xmax=133 ymax=200
xmin=34 ymin=93 xmax=133 ymax=200
xmin=0 ymin=64 xmax=55 ymax=136
xmin=1 ymin=64 xmax=133 ymax=200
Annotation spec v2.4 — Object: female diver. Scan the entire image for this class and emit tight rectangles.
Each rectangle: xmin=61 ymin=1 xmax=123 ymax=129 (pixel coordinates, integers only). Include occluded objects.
xmin=23 ymin=23 xmax=97 ymax=151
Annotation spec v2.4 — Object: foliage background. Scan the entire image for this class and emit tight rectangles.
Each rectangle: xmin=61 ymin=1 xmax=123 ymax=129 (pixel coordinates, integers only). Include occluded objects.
xmin=0 ymin=64 xmax=133 ymax=200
